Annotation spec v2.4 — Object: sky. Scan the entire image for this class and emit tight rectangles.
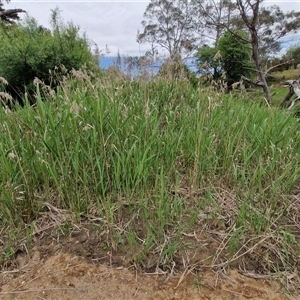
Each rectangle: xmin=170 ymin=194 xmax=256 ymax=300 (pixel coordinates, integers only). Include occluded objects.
xmin=5 ymin=0 xmax=300 ymax=58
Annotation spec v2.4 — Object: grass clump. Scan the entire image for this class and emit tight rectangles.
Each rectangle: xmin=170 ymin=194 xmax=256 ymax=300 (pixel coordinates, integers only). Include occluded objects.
xmin=1 ymin=69 xmax=300 ymax=291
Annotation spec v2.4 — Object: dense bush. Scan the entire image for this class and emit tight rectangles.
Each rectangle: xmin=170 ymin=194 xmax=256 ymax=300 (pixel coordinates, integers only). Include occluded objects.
xmin=218 ymin=30 xmax=253 ymax=87
xmin=0 ymin=9 xmax=98 ymax=104
xmin=196 ymin=30 xmax=253 ymax=88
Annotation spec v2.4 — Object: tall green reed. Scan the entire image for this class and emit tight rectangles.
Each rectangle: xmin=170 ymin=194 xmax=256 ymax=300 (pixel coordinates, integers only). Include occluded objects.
xmin=1 ymin=72 xmax=300 ymax=270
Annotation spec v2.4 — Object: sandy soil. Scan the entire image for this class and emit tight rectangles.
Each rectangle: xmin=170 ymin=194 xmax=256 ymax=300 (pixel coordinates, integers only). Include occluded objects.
xmin=1 ymin=214 xmax=299 ymax=300
xmin=0 ymin=247 xmax=296 ymax=300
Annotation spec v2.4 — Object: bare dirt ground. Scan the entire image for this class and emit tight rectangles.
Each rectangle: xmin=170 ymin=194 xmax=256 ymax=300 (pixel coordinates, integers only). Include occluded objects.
xmin=0 ymin=224 xmax=297 ymax=300
xmin=0 ymin=249 xmax=294 ymax=300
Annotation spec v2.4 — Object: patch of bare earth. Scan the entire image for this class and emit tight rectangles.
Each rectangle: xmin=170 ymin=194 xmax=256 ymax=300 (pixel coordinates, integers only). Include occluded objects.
xmin=0 ymin=224 xmax=296 ymax=300
xmin=1 ymin=187 xmax=300 ymax=300
xmin=0 ymin=249 xmax=292 ymax=300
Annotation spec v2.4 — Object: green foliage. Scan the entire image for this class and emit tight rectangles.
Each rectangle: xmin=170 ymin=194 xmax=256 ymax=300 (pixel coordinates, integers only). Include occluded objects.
xmin=218 ymin=30 xmax=253 ymax=87
xmin=197 ymin=30 xmax=253 ymax=87
xmin=196 ymin=45 xmax=223 ymax=79
xmin=284 ymin=43 xmax=300 ymax=69
xmin=0 ymin=8 xmax=97 ymax=103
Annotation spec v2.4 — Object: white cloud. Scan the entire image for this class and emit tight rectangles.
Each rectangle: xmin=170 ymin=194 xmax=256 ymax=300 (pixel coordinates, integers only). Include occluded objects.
xmin=6 ymin=1 xmax=148 ymax=56
xmin=264 ymin=1 xmax=300 ymax=13
xmin=5 ymin=0 xmax=300 ymax=57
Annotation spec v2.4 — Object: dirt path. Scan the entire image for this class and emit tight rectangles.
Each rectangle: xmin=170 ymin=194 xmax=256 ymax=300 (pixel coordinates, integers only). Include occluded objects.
xmin=0 ymin=248 xmax=295 ymax=300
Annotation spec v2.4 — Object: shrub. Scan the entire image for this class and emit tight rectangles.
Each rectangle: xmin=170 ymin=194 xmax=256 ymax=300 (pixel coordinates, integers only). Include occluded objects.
xmin=0 ymin=8 xmax=98 ymax=104
xmin=218 ymin=30 xmax=253 ymax=88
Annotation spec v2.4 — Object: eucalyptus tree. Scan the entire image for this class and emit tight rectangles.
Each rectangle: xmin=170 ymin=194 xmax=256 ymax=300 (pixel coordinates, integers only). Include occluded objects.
xmin=193 ymin=0 xmax=300 ymax=104
xmin=236 ymin=0 xmax=300 ymax=104
xmin=257 ymin=5 xmax=300 ymax=59
xmin=138 ymin=0 xmax=300 ymax=103
xmin=137 ymin=0 xmax=199 ymax=60
xmin=192 ymin=0 xmax=237 ymax=45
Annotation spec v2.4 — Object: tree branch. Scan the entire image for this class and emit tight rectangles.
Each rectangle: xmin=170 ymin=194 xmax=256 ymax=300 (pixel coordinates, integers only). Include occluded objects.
xmin=0 ymin=8 xmax=25 ymax=17
xmin=264 ymin=59 xmax=294 ymax=76
xmin=241 ymin=75 xmax=264 ymax=86
xmin=280 ymin=86 xmax=295 ymax=108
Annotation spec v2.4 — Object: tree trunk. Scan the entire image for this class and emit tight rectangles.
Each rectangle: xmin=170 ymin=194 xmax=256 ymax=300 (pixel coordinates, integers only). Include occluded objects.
xmin=249 ymin=23 xmax=271 ymax=104
xmin=237 ymin=0 xmax=271 ymax=105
